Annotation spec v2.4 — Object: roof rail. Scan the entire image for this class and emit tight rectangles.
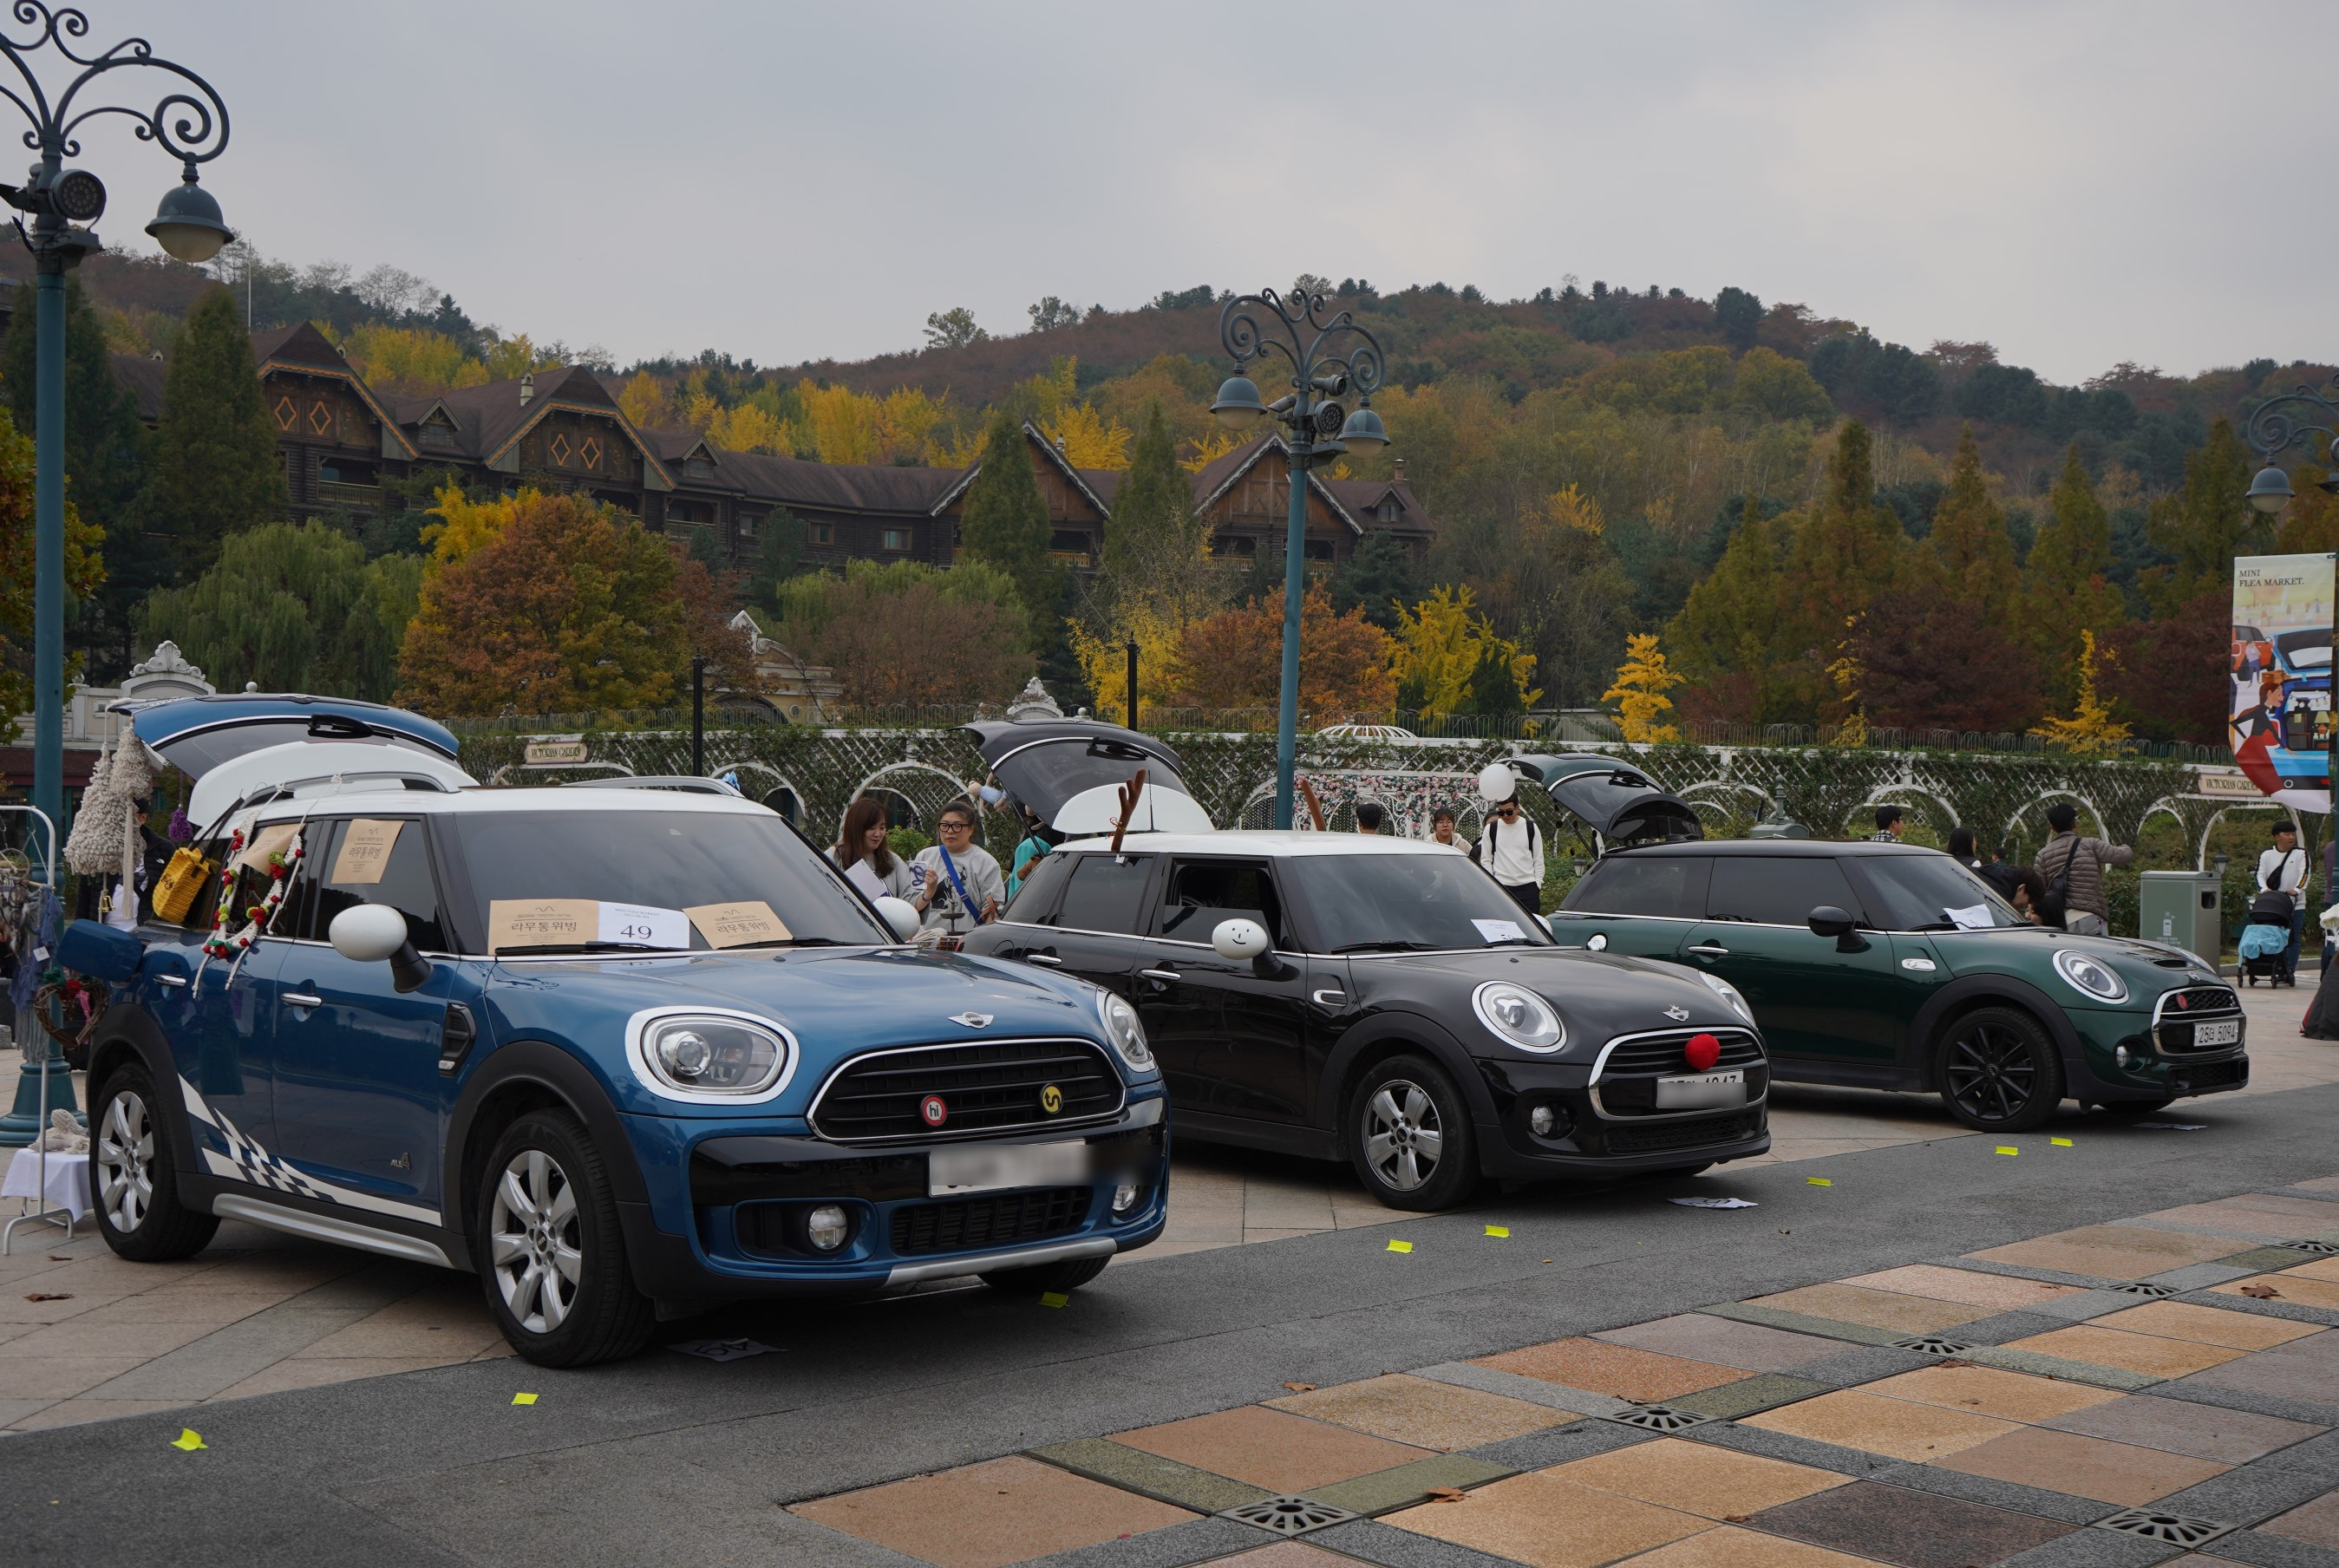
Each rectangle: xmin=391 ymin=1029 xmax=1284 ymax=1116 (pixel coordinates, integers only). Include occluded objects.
xmin=562 ymin=775 xmax=744 ymax=797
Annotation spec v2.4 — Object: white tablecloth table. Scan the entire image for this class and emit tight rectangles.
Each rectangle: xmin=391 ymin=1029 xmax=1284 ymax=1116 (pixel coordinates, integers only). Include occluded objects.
xmin=3 ymin=1147 xmax=91 ymax=1219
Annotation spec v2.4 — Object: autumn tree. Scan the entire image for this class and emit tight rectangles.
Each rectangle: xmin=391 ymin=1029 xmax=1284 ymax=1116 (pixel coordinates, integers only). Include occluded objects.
xmin=397 ymin=493 xmax=687 ymax=715
xmin=140 ymin=521 xmax=418 ymax=701
xmin=1391 ymin=586 xmax=1535 ymax=719
xmin=2145 ymin=416 xmax=2264 ymax=611
xmin=1787 ymin=421 xmax=1905 ymax=649
xmin=1668 ymin=500 xmax=1801 ymax=724
xmin=773 ymin=559 xmax=1031 ymax=708
xmin=675 ymin=557 xmax=761 ymax=698
xmin=957 ymin=408 xmax=1059 ymax=632
xmin=0 ymin=402 xmax=101 ymax=718
xmin=1604 ymin=634 xmax=1686 ymax=742
xmin=1172 ymin=584 xmax=1396 ymax=714
xmin=2030 ymin=630 xmax=2132 ymax=755
xmin=1854 ymin=591 xmax=2040 ymax=734
xmin=1922 ymin=426 xmax=2016 ymax=620
xmin=2021 ymin=445 xmax=2127 ymax=705
xmin=142 ymin=286 xmax=286 ymax=581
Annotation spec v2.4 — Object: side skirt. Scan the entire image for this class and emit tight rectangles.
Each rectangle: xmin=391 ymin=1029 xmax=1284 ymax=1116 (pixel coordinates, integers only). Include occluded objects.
xmin=1173 ymin=1109 xmax=1338 ymax=1160
xmin=186 ymin=1173 xmax=471 ymax=1273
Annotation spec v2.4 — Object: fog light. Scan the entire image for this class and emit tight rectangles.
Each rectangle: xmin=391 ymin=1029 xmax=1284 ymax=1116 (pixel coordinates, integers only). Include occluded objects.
xmin=2115 ymin=1046 xmax=2132 ymax=1069
xmin=1530 ymin=1103 xmax=1570 ymax=1138
xmin=1112 ymin=1180 xmax=1140 ymax=1213
xmin=806 ymin=1204 xmax=849 ymax=1251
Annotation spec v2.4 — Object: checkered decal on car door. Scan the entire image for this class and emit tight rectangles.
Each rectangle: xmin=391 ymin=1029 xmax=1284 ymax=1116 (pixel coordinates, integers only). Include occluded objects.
xmin=177 ymin=1076 xmax=440 ymax=1226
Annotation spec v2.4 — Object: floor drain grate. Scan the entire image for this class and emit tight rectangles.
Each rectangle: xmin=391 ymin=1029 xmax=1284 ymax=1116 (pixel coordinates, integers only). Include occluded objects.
xmin=1891 ymin=1335 xmax=1978 ymax=1355
xmin=1601 ymin=1405 xmax=1714 ymax=1433
xmin=2110 ymin=1282 xmax=2179 ymax=1298
xmin=2281 ymin=1238 xmax=2339 ymax=1254
xmin=2094 ymin=1509 xmax=2236 ymax=1547
xmin=1220 ymin=1496 xmax=1356 ymax=1537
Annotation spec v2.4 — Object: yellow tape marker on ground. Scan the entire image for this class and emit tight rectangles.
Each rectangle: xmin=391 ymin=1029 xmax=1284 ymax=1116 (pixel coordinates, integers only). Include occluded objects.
xmin=1996 ymin=1147 xmax=2019 ymax=1156
xmin=1807 ymin=1177 xmax=1832 ymax=1186
xmin=1388 ymin=1239 xmax=1415 ymax=1253
xmin=170 ymin=1428 xmax=205 ymax=1451
xmin=512 ymin=1393 xmax=538 ymax=1406
xmin=1485 ymin=1225 xmax=1510 ymax=1238
xmin=1039 ymin=1291 xmax=1070 ymax=1308
xmin=2051 ymin=1137 xmax=2073 ymax=1147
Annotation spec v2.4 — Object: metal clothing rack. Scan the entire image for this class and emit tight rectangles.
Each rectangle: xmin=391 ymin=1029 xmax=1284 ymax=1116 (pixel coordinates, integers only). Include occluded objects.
xmin=1 ymin=803 xmax=75 ymax=1252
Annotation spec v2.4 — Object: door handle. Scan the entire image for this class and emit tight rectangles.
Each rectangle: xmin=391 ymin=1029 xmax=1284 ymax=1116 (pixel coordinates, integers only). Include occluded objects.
xmin=1312 ymin=988 xmax=1348 ymax=1007
xmin=1684 ymin=944 xmax=1730 ymax=957
xmin=1139 ymin=968 xmax=1182 ymax=983
xmin=155 ymin=974 xmax=187 ymax=989
xmin=281 ymin=992 xmax=323 ymax=1008
xmin=1023 ymin=954 xmax=1062 ymax=966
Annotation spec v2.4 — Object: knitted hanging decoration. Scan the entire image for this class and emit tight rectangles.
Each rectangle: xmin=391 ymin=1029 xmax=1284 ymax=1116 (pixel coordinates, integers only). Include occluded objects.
xmin=63 ymin=741 xmax=124 ymax=876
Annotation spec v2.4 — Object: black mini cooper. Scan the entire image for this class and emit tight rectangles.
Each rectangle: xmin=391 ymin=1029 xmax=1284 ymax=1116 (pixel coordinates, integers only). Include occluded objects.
xmin=960 ymin=832 xmax=1771 ymax=1209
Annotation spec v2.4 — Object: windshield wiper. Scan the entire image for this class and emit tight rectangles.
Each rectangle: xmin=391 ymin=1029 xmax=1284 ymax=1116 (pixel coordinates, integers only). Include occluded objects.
xmin=496 ymin=941 xmax=669 ymax=956
xmin=723 ymin=937 xmax=841 ymax=949
xmin=1333 ymin=939 xmax=1444 ymax=953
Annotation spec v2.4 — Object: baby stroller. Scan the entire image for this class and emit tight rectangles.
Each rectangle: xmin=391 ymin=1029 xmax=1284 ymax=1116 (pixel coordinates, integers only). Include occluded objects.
xmin=2239 ymin=889 xmax=2295 ymax=986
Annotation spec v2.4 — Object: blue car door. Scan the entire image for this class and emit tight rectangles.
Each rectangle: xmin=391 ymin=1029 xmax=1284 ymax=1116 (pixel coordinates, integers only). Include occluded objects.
xmin=268 ymin=815 xmax=468 ymax=1225
xmin=142 ymin=839 xmax=286 ymax=1176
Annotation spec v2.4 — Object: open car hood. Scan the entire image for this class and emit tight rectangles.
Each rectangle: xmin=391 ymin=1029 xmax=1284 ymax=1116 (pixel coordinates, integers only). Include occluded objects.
xmin=1508 ymin=753 xmax=1702 ymax=843
xmin=122 ymin=694 xmax=460 ymax=780
xmin=963 ymin=719 xmax=1205 ymax=830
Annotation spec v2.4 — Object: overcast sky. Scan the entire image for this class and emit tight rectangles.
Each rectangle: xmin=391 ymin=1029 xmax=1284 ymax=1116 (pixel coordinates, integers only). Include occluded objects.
xmin=73 ymin=2 xmax=2330 ymax=385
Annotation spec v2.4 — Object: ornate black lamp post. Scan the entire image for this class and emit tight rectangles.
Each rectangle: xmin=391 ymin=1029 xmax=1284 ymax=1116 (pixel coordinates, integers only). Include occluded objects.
xmin=2243 ymin=376 xmax=2339 ymax=851
xmin=1208 ymin=289 xmax=1389 ymax=829
xmin=4 ymin=3 xmax=233 ymax=859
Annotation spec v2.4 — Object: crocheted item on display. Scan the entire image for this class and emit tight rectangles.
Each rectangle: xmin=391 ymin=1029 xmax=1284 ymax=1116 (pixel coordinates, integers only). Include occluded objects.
xmin=62 ymin=742 xmax=123 ymax=875
xmin=33 ymin=1108 xmax=87 ymax=1154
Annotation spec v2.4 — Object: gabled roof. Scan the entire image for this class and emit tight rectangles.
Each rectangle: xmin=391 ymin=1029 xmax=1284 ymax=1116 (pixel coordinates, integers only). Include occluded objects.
xmin=928 ymin=421 xmax=1114 ymax=518
xmin=642 ymin=434 xmax=964 ymax=514
xmin=1322 ymin=475 xmax=1432 ymax=532
xmin=386 ymin=365 xmax=672 ymax=487
xmin=251 ymin=323 xmax=419 ymax=457
xmin=1190 ymin=432 xmax=1362 ymax=535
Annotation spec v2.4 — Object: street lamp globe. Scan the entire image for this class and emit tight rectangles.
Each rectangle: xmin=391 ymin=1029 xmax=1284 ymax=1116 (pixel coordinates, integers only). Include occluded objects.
xmin=1209 ymin=375 xmax=1267 ymax=430
xmin=2248 ymin=462 xmax=2297 ymax=514
xmin=1336 ymin=406 xmax=1389 ymax=450
xmin=145 ymin=173 xmax=232 ymax=264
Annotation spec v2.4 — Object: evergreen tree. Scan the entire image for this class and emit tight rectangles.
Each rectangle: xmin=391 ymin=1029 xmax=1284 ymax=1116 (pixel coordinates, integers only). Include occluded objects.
xmin=1330 ymin=530 xmax=1423 ymax=631
xmin=3 ymin=278 xmax=152 ymax=679
xmin=1667 ymin=498 xmax=1802 ymax=722
xmin=745 ymin=509 xmax=807 ymax=610
xmin=2022 ymin=445 xmax=2127 ymax=702
xmin=2145 ymin=417 xmax=2264 ymax=612
xmin=1103 ymin=401 xmax=1190 ymax=581
xmin=1787 ymin=421 xmax=1905 ymax=647
xmin=142 ymin=285 xmax=286 ymax=584
xmin=957 ymin=407 xmax=1057 ymax=633
xmin=1922 ymin=425 xmax=2016 ymax=619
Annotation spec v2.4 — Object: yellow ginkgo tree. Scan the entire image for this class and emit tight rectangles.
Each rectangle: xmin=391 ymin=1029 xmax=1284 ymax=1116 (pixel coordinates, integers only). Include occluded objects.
xmin=2030 ymin=629 xmax=2133 ymax=755
xmin=1393 ymin=586 xmax=1539 ymax=721
xmin=1604 ymin=632 xmax=1686 ymax=742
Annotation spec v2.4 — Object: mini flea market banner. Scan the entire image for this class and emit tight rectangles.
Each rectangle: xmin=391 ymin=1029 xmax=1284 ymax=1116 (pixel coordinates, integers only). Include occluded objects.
xmin=450 ymin=722 xmax=2270 ymax=868
xmin=2231 ymin=552 xmax=2337 ymax=816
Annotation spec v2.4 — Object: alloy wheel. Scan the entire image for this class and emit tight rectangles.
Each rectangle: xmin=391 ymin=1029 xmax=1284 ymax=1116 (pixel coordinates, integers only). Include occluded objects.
xmin=95 ymin=1088 xmax=154 ymax=1233
xmin=1945 ymin=1022 xmax=2037 ymax=1124
xmin=1362 ymin=1079 xmax=1445 ymax=1192
xmin=489 ymin=1148 xmax=582 ymax=1334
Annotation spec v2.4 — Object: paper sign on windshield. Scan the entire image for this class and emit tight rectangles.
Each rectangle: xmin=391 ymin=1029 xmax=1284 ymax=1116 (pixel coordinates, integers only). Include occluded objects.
xmin=686 ymin=901 xmax=791 ymax=948
xmin=1945 ymin=903 xmax=1993 ymax=931
xmin=598 ymin=902 xmax=689 ymax=949
xmin=488 ymin=898 xmax=598 ymax=951
xmin=330 ymin=820 xmax=402 ymax=885
xmin=1472 ymin=918 xmax=1528 ymax=944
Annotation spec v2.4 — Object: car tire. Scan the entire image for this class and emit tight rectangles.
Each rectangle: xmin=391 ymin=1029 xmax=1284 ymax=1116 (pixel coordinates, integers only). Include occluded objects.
xmin=89 ymin=1063 xmax=219 ymax=1262
xmin=1937 ymin=1007 xmax=2066 ymax=1133
xmin=474 ymin=1109 xmax=654 ymax=1368
xmin=981 ymin=1255 xmax=1109 ymax=1295
xmin=1347 ymin=1053 xmax=1480 ymax=1212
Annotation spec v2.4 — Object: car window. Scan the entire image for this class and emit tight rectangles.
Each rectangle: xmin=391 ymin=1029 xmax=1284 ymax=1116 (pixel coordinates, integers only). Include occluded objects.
xmin=1293 ymin=853 xmax=1554 ymax=952
xmin=1849 ymin=854 xmax=2025 ymax=930
xmin=1003 ymin=848 xmax=1075 ymax=923
xmin=1565 ymin=855 xmax=1710 ymax=918
xmin=1155 ymin=859 xmax=1285 ymax=948
xmin=1707 ymin=856 xmax=1865 ymax=926
xmin=1046 ymin=854 xmax=1152 ymax=932
xmin=310 ymin=817 xmax=450 ymax=952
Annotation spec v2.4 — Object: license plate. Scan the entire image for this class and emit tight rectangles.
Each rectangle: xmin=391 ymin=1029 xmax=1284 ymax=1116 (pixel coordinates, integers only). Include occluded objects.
xmin=927 ymin=1140 xmax=1090 ymax=1197
xmin=2195 ymin=1019 xmax=2240 ymax=1047
xmin=1655 ymin=1069 xmax=1747 ymax=1110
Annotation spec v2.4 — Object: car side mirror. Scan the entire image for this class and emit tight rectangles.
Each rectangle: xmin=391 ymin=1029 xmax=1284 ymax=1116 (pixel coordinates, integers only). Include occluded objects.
xmin=329 ymin=905 xmax=433 ymax=994
xmin=1807 ymin=905 xmax=1868 ymax=952
xmin=59 ymin=918 xmax=142 ymax=984
xmin=872 ymin=896 xmax=921 ymax=943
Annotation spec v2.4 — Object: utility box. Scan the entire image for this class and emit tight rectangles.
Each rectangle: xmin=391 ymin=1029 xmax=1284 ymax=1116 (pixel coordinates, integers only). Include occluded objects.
xmin=2140 ymin=870 xmax=2223 ymax=960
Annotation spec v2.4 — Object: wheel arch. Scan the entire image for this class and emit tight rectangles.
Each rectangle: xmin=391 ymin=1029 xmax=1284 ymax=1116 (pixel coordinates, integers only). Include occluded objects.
xmin=1316 ymin=1012 xmax=1501 ymax=1149
xmin=444 ymin=1040 xmax=647 ymax=1250
xmin=84 ymin=1007 xmax=197 ymax=1175
xmin=1909 ymin=974 xmax=2083 ymax=1092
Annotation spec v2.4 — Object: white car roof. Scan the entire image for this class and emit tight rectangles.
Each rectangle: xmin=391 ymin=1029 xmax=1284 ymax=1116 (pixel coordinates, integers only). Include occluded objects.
xmin=1055 ymin=830 xmax=1463 ymax=859
xmin=251 ymin=784 xmax=775 ymax=826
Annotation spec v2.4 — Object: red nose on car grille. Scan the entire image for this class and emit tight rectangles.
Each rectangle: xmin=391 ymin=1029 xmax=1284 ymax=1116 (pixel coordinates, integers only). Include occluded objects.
xmin=1598 ymin=1029 xmax=1765 ymax=1078
xmin=811 ymin=1039 xmax=1122 ymax=1141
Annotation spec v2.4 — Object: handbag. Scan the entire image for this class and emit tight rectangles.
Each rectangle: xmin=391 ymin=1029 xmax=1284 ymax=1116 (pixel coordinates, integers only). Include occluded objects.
xmin=151 ymin=845 xmax=217 ymax=924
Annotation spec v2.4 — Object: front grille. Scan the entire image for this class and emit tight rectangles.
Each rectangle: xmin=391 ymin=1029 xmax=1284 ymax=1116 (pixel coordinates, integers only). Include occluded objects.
xmin=1606 ymin=1111 xmax=1761 ymax=1153
xmin=890 ymin=1186 xmax=1090 ymax=1254
xmin=1597 ymin=1029 xmax=1766 ymax=1079
xmin=811 ymin=1038 xmax=1123 ymax=1142
xmin=2183 ymin=1057 xmax=2249 ymax=1091
xmin=2156 ymin=987 xmax=2244 ymax=1055
xmin=2164 ymin=985 xmax=2239 ymax=1014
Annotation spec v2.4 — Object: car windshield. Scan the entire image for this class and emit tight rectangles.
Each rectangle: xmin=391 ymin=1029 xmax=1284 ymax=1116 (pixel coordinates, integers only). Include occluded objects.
xmin=1858 ymin=855 xmax=2027 ymax=931
xmin=1291 ymin=853 xmax=1555 ymax=951
xmin=2277 ymin=630 xmax=2332 ymax=668
xmin=448 ymin=808 xmax=890 ymax=952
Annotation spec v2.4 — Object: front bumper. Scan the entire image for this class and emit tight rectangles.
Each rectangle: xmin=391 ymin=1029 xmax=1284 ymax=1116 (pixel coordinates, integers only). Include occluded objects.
xmin=1468 ymin=1056 xmax=1770 ymax=1178
xmin=2060 ymin=999 xmax=2250 ymax=1105
xmin=615 ymin=1094 xmax=1170 ymax=1302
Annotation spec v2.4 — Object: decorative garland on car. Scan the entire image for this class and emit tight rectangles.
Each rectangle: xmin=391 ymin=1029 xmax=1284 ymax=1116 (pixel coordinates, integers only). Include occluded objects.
xmin=192 ymin=824 xmax=305 ymax=996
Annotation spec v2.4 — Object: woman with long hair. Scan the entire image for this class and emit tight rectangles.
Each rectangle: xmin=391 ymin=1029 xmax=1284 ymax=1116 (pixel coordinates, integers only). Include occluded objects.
xmin=828 ymin=795 xmax=916 ymax=901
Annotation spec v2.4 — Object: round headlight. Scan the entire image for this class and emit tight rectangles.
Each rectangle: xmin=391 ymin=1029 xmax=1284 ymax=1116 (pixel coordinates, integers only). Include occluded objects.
xmin=1473 ymin=982 xmax=1565 ymax=1052
xmin=2053 ymin=949 xmax=2129 ymax=1004
xmin=1097 ymin=990 xmax=1154 ymax=1072
xmin=643 ymin=1016 xmax=787 ymax=1094
xmin=1695 ymin=970 xmax=1754 ymax=1023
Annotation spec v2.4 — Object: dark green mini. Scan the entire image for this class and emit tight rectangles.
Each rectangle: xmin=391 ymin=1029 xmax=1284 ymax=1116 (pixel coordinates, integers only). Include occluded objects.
xmin=1549 ymin=840 xmax=2247 ymax=1132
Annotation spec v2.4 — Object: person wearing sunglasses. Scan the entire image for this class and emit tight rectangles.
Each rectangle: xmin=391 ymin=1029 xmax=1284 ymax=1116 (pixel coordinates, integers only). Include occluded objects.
xmin=1468 ymin=782 xmax=1545 ymax=915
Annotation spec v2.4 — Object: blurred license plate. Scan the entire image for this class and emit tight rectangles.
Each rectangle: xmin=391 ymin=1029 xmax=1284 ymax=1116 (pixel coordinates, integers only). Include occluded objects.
xmin=1656 ymin=1070 xmax=1746 ymax=1110
xmin=928 ymin=1140 xmax=1090 ymax=1196
xmin=2196 ymin=1020 xmax=2240 ymax=1047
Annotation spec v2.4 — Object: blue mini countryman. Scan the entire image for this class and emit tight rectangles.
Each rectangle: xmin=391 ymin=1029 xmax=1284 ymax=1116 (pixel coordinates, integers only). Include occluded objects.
xmin=63 ymin=733 xmax=1168 ymax=1366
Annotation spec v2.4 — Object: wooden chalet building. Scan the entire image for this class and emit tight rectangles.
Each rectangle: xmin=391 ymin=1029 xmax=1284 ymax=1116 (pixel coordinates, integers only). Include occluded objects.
xmin=114 ymin=323 xmax=1437 ymax=576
